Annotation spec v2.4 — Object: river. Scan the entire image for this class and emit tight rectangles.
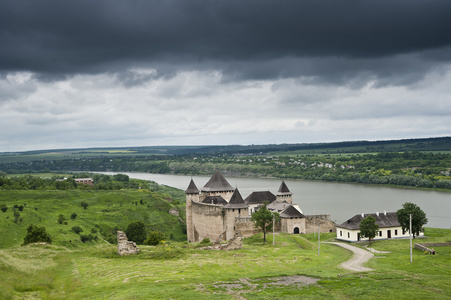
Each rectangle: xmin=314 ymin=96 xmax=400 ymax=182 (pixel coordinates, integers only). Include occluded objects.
xmin=99 ymin=172 xmax=451 ymax=229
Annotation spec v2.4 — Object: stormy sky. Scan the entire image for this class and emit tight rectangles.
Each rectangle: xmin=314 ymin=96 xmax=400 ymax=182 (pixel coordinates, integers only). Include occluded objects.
xmin=1 ymin=0 xmax=450 ymax=152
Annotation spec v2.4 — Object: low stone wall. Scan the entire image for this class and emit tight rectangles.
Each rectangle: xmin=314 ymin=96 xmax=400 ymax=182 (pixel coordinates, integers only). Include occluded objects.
xmin=414 ymin=242 xmax=451 ymax=253
xmin=117 ymin=231 xmax=140 ymax=255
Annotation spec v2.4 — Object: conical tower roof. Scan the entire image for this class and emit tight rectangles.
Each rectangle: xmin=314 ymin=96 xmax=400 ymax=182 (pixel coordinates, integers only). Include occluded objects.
xmin=280 ymin=205 xmax=304 ymax=218
xmin=277 ymin=180 xmax=292 ymax=195
xmin=225 ymin=189 xmax=248 ymax=209
xmin=201 ymin=170 xmax=234 ymax=192
xmin=185 ymin=179 xmax=200 ymax=194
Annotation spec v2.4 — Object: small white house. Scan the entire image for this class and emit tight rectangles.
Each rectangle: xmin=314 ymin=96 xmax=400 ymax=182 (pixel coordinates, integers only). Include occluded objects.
xmin=336 ymin=211 xmax=423 ymax=242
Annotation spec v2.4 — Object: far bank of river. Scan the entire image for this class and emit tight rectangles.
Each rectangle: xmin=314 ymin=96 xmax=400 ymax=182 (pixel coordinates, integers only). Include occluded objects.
xmin=100 ymin=172 xmax=451 ymax=229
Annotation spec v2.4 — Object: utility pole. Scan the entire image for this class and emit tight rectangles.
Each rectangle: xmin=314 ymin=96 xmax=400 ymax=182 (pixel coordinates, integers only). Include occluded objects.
xmin=317 ymin=221 xmax=321 ymax=256
xmin=410 ymin=214 xmax=413 ymax=263
xmin=272 ymin=214 xmax=275 ymax=246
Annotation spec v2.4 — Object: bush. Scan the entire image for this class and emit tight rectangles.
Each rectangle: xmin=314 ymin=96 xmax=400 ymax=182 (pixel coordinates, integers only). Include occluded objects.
xmin=23 ymin=224 xmax=52 ymax=245
xmin=57 ymin=214 xmax=66 ymax=224
xmin=70 ymin=212 xmax=77 ymax=219
xmin=80 ymin=234 xmax=98 ymax=243
xmin=125 ymin=221 xmax=147 ymax=244
xmin=0 ymin=204 xmax=7 ymax=213
xmin=72 ymin=226 xmax=83 ymax=234
xmin=18 ymin=205 xmax=24 ymax=211
xmin=80 ymin=201 xmax=89 ymax=209
xmin=200 ymin=238 xmax=211 ymax=244
xmin=145 ymin=231 xmax=166 ymax=246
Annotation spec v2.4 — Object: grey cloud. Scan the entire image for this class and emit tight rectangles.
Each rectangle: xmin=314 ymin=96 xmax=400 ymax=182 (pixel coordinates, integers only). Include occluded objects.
xmin=0 ymin=0 xmax=450 ymax=84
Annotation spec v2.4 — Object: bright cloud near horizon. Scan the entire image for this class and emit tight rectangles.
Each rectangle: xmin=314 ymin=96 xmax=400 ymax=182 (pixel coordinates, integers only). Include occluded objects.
xmin=1 ymin=0 xmax=451 ymax=152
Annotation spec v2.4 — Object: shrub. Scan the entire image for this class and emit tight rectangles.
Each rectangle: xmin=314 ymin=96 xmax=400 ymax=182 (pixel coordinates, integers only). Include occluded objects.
xmin=18 ymin=205 xmax=24 ymax=211
xmin=57 ymin=214 xmax=66 ymax=224
xmin=145 ymin=231 xmax=166 ymax=246
xmin=200 ymin=238 xmax=211 ymax=244
xmin=23 ymin=224 xmax=52 ymax=245
xmin=70 ymin=212 xmax=77 ymax=219
xmin=80 ymin=234 xmax=98 ymax=243
xmin=0 ymin=204 xmax=7 ymax=212
xmin=91 ymin=228 xmax=98 ymax=234
xmin=72 ymin=226 xmax=83 ymax=234
xmin=80 ymin=201 xmax=89 ymax=209
xmin=125 ymin=221 xmax=147 ymax=244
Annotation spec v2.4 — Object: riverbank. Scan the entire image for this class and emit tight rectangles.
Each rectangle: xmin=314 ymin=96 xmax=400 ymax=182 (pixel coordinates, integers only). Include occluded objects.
xmin=97 ymin=172 xmax=451 ymax=229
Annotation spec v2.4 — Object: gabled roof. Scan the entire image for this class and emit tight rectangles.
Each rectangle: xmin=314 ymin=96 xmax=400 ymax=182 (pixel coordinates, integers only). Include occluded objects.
xmin=337 ymin=212 xmax=399 ymax=230
xmin=202 ymin=195 xmax=227 ymax=206
xmin=225 ymin=189 xmax=248 ymax=209
xmin=244 ymin=191 xmax=276 ymax=204
xmin=280 ymin=205 xmax=305 ymax=218
xmin=277 ymin=180 xmax=292 ymax=195
xmin=201 ymin=170 xmax=234 ymax=192
xmin=267 ymin=200 xmax=292 ymax=213
xmin=185 ymin=179 xmax=200 ymax=194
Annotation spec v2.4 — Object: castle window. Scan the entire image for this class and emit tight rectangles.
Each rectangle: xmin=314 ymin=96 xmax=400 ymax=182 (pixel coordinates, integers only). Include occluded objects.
xmin=395 ymin=230 xmax=398 ymax=236
xmin=340 ymin=231 xmax=342 ymax=237
xmin=347 ymin=232 xmax=350 ymax=238
xmin=379 ymin=231 xmax=382 ymax=237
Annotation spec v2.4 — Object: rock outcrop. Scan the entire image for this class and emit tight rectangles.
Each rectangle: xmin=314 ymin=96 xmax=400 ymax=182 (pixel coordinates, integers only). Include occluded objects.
xmin=117 ymin=231 xmax=140 ymax=255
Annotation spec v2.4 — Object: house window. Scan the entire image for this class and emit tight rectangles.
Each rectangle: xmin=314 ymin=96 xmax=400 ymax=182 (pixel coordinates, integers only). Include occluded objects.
xmin=238 ymin=209 xmax=241 ymax=214
xmin=379 ymin=231 xmax=382 ymax=237
xmin=347 ymin=232 xmax=350 ymax=238
xmin=340 ymin=231 xmax=342 ymax=237
xmin=395 ymin=230 xmax=398 ymax=236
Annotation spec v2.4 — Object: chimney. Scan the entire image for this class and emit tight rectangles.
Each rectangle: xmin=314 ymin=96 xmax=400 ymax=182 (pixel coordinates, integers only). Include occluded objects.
xmin=376 ymin=211 xmax=379 ymax=217
xmin=361 ymin=213 xmax=364 ymax=218
xmin=384 ymin=210 xmax=387 ymax=216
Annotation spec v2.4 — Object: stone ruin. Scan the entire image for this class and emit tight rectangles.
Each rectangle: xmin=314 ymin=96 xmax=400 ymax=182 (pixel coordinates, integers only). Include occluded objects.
xmin=117 ymin=231 xmax=140 ymax=255
xmin=201 ymin=232 xmax=243 ymax=251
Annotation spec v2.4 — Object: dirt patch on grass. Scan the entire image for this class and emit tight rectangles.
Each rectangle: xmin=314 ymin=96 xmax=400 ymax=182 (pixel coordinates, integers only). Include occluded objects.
xmin=196 ymin=275 xmax=319 ymax=298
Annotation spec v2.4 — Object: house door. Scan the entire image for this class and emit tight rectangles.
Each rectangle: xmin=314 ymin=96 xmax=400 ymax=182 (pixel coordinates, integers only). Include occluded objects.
xmin=294 ymin=227 xmax=300 ymax=234
xmin=387 ymin=230 xmax=391 ymax=239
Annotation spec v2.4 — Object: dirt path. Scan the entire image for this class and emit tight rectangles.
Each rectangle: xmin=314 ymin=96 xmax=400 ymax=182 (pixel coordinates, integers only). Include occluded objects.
xmin=326 ymin=242 xmax=374 ymax=272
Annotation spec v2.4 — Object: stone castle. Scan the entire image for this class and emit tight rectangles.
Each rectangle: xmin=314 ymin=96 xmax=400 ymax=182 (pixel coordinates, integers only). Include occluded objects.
xmin=185 ymin=170 xmax=335 ymax=243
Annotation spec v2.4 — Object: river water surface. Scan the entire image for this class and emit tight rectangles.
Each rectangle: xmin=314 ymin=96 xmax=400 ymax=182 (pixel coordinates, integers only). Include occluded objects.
xmin=100 ymin=172 xmax=451 ymax=229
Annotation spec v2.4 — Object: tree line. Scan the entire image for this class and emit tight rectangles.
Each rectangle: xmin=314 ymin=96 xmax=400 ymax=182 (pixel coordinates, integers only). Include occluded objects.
xmin=1 ymin=151 xmax=450 ymax=190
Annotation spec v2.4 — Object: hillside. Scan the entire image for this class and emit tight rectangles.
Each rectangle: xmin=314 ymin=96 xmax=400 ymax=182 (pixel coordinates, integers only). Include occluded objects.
xmin=0 ymin=178 xmax=186 ymax=249
xmin=1 ymin=230 xmax=450 ymax=299
xmin=1 ymin=137 xmax=450 ymax=191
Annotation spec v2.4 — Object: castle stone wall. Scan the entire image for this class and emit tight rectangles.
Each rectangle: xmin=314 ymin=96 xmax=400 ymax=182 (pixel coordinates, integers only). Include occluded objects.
xmin=304 ymin=215 xmax=335 ymax=234
xmin=191 ymin=201 xmax=225 ymax=243
xmin=235 ymin=217 xmax=261 ymax=238
xmin=281 ymin=218 xmax=306 ymax=234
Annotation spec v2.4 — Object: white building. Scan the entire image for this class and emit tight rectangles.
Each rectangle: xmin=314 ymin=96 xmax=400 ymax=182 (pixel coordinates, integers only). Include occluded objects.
xmin=336 ymin=211 xmax=423 ymax=242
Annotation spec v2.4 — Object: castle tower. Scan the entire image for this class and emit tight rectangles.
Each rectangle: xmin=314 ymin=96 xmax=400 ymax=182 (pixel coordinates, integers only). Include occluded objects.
xmin=185 ymin=179 xmax=200 ymax=243
xmin=276 ymin=180 xmax=292 ymax=203
xmin=224 ymin=188 xmax=249 ymax=240
xmin=201 ymin=170 xmax=235 ymax=202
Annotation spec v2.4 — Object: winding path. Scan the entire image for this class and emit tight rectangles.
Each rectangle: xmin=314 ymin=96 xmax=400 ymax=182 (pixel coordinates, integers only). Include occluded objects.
xmin=326 ymin=242 xmax=374 ymax=272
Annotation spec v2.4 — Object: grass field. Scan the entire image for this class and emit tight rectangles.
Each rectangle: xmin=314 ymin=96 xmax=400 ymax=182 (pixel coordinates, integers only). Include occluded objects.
xmin=1 ymin=229 xmax=450 ymax=299
xmin=0 ymin=188 xmax=186 ymax=249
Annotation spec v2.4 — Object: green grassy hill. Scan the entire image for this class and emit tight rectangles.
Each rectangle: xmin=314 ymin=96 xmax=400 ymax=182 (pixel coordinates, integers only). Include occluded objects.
xmin=1 ymin=230 xmax=450 ymax=299
xmin=0 ymin=187 xmax=186 ymax=249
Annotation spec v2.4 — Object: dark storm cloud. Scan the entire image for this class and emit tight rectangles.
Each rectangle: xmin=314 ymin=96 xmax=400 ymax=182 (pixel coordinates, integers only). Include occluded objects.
xmin=1 ymin=0 xmax=450 ymax=83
